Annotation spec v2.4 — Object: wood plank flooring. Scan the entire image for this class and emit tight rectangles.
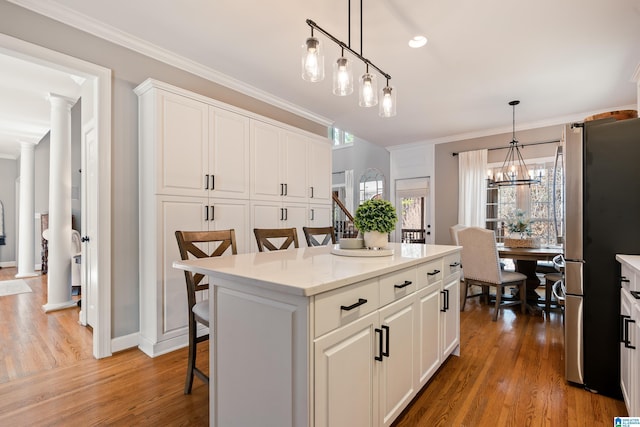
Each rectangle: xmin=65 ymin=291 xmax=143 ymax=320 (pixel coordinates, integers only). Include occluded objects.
xmin=0 ymin=268 xmax=627 ymax=426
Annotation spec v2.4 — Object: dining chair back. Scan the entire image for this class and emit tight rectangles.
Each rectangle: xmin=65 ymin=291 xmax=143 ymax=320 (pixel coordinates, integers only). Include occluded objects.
xmin=175 ymin=229 xmax=237 ymax=394
xmin=457 ymin=227 xmax=527 ymax=321
xmin=254 ymin=227 xmax=299 ymax=252
xmin=302 ymin=226 xmax=336 ymax=247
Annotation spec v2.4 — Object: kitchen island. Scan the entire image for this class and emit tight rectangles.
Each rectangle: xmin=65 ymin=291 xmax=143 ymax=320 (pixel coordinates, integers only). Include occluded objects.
xmin=173 ymin=242 xmax=461 ymax=427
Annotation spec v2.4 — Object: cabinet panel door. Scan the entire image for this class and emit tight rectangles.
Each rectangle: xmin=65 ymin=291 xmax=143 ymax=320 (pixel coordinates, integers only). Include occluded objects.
xmin=250 ymin=120 xmax=282 ymax=200
xmin=309 ymin=204 xmax=333 ymax=229
xmin=309 ymin=139 xmax=332 ymax=202
xmin=378 ymin=295 xmax=418 ymax=427
xmin=417 ymin=284 xmax=442 ymax=387
xmin=209 ymin=198 xmax=250 ymax=254
xmin=209 ymin=107 xmax=250 ymax=199
xmin=158 ymin=196 xmax=207 ymax=338
xmin=283 ymin=203 xmax=308 ymax=246
xmin=157 ymin=91 xmax=208 ymax=197
xmin=621 ymin=289 xmax=633 ymax=410
xmin=315 ymin=311 xmax=379 ymax=427
xmin=282 ymin=131 xmax=309 ymax=201
xmin=441 ymin=276 xmax=460 ymax=358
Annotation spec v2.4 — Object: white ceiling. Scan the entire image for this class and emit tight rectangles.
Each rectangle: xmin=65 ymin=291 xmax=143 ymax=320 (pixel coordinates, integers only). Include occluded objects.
xmin=2 ymin=0 xmax=640 ymax=157
xmin=0 ymin=53 xmax=82 ymax=158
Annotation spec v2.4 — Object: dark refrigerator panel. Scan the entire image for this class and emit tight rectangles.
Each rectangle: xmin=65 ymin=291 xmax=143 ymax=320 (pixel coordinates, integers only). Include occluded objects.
xmin=582 ymin=118 xmax=640 ymax=398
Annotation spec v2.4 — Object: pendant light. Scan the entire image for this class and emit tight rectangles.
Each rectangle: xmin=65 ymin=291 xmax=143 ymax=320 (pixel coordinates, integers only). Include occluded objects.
xmin=359 ymin=65 xmax=378 ymax=107
xmin=379 ymin=81 xmax=396 ymax=117
xmin=301 ymin=0 xmax=395 ymax=117
xmin=491 ymin=100 xmax=540 ymax=186
xmin=333 ymin=51 xmax=353 ymax=96
xmin=301 ymin=32 xmax=324 ymax=82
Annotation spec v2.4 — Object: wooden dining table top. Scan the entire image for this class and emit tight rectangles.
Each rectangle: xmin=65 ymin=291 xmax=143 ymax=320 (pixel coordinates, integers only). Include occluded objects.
xmin=497 ymin=244 xmax=564 ymax=262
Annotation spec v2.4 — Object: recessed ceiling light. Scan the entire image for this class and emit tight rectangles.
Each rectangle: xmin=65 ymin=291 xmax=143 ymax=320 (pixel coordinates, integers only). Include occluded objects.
xmin=408 ymin=36 xmax=427 ymax=48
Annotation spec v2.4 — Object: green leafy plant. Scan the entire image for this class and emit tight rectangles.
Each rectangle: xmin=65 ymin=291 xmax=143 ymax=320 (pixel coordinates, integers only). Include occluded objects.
xmin=506 ymin=209 xmax=533 ymax=236
xmin=354 ymin=199 xmax=398 ymax=233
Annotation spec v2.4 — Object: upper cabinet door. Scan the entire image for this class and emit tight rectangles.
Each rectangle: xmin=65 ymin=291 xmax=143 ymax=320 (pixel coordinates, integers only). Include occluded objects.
xmin=282 ymin=131 xmax=308 ymax=202
xmin=308 ymin=139 xmax=332 ymax=202
xmin=156 ymin=90 xmax=208 ymax=197
xmin=250 ymin=120 xmax=283 ymax=201
xmin=209 ymin=106 xmax=250 ymax=199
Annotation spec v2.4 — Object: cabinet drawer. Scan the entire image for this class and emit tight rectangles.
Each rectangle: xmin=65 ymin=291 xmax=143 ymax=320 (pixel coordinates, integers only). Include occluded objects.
xmin=416 ymin=259 xmax=443 ymax=289
xmin=621 ymin=264 xmax=637 ymax=292
xmin=443 ymin=252 xmax=461 ymax=280
xmin=380 ymin=267 xmax=417 ymax=306
xmin=314 ymin=278 xmax=379 ymax=338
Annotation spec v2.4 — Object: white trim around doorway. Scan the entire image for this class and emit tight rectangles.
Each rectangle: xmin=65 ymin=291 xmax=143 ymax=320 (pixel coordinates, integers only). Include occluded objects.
xmin=0 ymin=33 xmax=112 ymax=359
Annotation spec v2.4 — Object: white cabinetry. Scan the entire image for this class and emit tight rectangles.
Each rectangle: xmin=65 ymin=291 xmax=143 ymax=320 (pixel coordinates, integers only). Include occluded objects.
xmin=250 ymin=119 xmax=331 ymax=204
xmin=251 ymin=120 xmax=307 ymax=202
xmin=314 ymin=257 xmax=460 ymax=427
xmin=136 ymin=79 xmax=331 ymax=356
xmin=618 ymin=254 xmax=640 ymax=417
xmin=140 ymin=85 xmax=250 ymax=199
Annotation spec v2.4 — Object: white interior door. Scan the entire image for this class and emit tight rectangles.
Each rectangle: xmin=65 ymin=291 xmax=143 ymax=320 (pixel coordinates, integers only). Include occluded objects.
xmin=80 ymin=77 xmax=98 ymax=327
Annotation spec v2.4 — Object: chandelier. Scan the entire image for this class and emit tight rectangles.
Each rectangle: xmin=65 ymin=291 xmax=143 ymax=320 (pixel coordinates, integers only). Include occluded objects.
xmin=490 ymin=100 xmax=541 ymax=186
xmin=301 ymin=0 xmax=396 ymax=117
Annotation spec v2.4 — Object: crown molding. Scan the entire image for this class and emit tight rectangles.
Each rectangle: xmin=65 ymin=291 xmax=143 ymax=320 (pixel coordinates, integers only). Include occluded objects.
xmin=8 ymin=0 xmax=333 ymax=128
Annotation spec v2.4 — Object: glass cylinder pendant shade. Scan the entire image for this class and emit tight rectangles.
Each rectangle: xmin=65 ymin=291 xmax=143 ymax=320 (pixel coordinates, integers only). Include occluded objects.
xmin=301 ymin=37 xmax=324 ymax=82
xmin=332 ymin=57 xmax=353 ymax=96
xmin=379 ymin=85 xmax=397 ymax=117
xmin=359 ymin=73 xmax=378 ymax=107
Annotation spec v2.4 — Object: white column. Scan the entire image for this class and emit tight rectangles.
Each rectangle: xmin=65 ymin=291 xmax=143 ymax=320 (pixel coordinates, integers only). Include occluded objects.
xmin=43 ymin=93 xmax=77 ymax=312
xmin=15 ymin=141 xmax=38 ymax=278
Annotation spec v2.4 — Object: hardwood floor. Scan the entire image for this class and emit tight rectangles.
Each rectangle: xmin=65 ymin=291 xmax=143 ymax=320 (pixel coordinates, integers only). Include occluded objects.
xmin=0 ymin=269 xmax=627 ymax=426
xmin=0 ymin=268 xmax=208 ymax=426
xmin=392 ymin=289 xmax=628 ymax=427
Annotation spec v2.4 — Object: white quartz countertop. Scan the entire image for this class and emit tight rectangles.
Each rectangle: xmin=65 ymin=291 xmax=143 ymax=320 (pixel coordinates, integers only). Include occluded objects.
xmin=616 ymin=254 xmax=640 ymax=271
xmin=173 ymin=242 xmax=461 ymax=297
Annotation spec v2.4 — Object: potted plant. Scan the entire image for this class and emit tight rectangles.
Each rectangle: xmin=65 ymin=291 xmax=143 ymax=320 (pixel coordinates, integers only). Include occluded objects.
xmin=354 ymin=198 xmax=398 ymax=249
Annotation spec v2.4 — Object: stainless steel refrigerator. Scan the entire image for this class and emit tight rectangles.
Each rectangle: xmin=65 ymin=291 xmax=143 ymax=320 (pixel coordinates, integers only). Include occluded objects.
xmin=563 ymin=117 xmax=640 ymax=399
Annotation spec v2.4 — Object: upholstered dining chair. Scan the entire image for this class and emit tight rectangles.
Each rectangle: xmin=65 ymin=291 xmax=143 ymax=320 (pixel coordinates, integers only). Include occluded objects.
xmin=457 ymin=227 xmax=527 ymax=321
xmin=302 ymin=226 xmax=336 ymax=247
xmin=254 ymin=227 xmax=299 ymax=252
xmin=175 ymin=229 xmax=238 ymax=394
xmin=450 ymin=224 xmax=481 ymax=311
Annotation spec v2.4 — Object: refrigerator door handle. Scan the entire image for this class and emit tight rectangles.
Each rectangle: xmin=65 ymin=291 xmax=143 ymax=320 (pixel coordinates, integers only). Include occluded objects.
xmin=565 ymin=294 xmax=584 ymax=385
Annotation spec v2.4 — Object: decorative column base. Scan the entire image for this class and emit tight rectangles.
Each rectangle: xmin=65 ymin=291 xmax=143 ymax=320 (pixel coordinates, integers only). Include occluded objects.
xmin=42 ymin=299 xmax=77 ymax=313
xmin=15 ymin=272 xmax=39 ymax=279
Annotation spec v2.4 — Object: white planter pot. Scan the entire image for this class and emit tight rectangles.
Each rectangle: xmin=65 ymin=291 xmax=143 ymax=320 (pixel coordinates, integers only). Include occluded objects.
xmin=364 ymin=231 xmax=388 ymax=250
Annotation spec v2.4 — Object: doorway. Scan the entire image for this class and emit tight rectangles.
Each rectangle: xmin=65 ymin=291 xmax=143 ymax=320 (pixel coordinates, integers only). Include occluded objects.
xmin=0 ymin=33 xmax=112 ymax=358
xmin=395 ymin=177 xmax=431 ymax=244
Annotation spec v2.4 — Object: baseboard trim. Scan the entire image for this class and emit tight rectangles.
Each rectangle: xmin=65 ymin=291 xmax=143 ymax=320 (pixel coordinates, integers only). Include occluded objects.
xmin=111 ymin=332 xmax=140 ymax=353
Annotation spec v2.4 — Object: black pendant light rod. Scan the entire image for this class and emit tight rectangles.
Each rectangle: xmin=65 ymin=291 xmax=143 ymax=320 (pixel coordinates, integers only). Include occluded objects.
xmin=306 ymin=19 xmax=391 ymax=81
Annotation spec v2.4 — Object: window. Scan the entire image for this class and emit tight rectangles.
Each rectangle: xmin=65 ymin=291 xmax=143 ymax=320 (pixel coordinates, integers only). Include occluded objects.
xmin=487 ymin=158 xmax=564 ymax=247
xmin=332 ymin=127 xmax=354 ymax=147
xmin=359 ymin=168 xmax=385 ymax=204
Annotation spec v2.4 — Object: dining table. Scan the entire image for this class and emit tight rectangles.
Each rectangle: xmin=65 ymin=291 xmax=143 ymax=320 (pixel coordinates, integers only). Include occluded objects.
xmin=497 ymin=244 xmax=564 ymax=312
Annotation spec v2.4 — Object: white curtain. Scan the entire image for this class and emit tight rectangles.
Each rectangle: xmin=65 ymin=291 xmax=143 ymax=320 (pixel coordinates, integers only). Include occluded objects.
xmin=458 ymin=149 xmax=487 ymax=227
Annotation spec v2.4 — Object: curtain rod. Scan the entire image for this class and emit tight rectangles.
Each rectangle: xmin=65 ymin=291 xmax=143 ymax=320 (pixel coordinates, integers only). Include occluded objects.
xmin=451 ymin=139 xmax=560 ymax=157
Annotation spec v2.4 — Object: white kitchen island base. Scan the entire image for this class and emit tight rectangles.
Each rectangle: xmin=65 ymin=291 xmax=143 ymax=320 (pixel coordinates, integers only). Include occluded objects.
xmin=174 ymin=243 xmax=461 ymax=427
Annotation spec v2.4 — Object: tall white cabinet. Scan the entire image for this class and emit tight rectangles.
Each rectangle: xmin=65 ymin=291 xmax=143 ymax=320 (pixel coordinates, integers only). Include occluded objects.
xmin=618 ymin=254 xmax=640 ymax=417
xmin=135 ymin=79 xmax=332 ymax=356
